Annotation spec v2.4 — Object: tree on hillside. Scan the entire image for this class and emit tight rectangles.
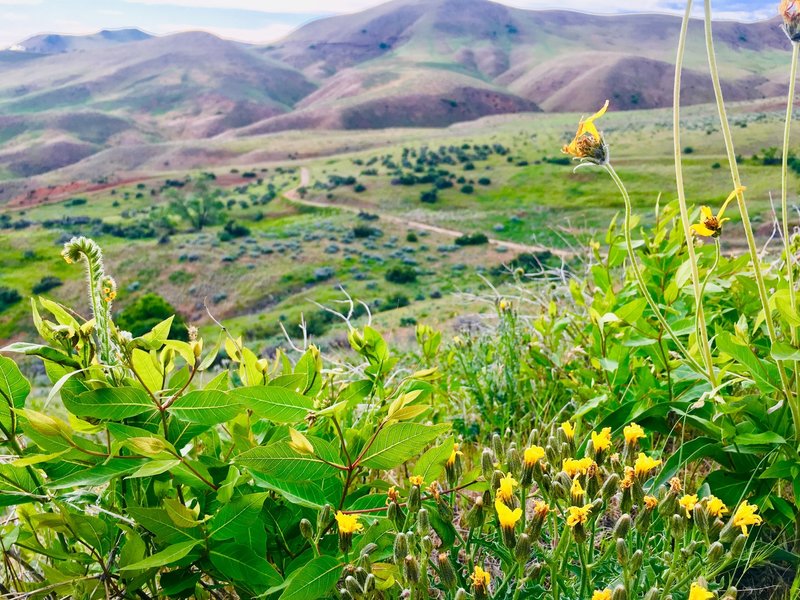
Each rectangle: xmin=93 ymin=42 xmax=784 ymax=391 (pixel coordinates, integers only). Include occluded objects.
xmin=116 ymin=293 xmax=189 ymax=340
xmin=167 ymin=180 xmax=225 ymax=231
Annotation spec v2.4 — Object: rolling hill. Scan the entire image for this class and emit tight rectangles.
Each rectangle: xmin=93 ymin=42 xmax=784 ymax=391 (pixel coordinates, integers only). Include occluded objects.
xmin=0 ymin=0 xmax=794 ymax=195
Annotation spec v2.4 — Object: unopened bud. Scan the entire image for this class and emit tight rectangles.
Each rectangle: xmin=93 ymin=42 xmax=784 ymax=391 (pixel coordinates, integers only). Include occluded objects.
xmin=481 ymin=449 xmax=495 ymax=480
xmin=393 ymin=533 xmax=408 ymax=562
xmin=344 ymin=576 xmax=363 ymax=597
xmin=339 ymin=588 xmax=353 ymax=600
xmin=300 ymin=518 xmax=314 ymax=541
xmin=731 ymin=534 xmax=747 ymax=558
xmin=616 ymin=538 xmax=628 ymax=565
xmin=403 ymin=555 xmax=420 ymax=584
xmin=437 ymin=553 xmax=457 ymax=590
xmin=644 ymin=587 xmax=660 ymax=600
xmin=417 ymin=508 xmax=430 ymax=535
xmin=514 ymin=533 xmax=532 ymax=563
xmin=363 ymin=574 xmax=376 ymax=594
xmin=526 ymin=561 xmax=544 ymax=580
xmin=408 ymin=484 xmax=421 ymax=513
xmin=612 ymin=584 xmax=627 ymax=600
xmin=613 ymin=514 xmax=631 ymax=538
xmin=630 ymin=550 xmax=643 ymax=572
xmin=455 ymin=589 xmax=467 ymax=600
xmin=492 ymin=434 xmax=503 ymax=461
xmin=421 ymin=535 xmax=434 ymax=555
xmin=507 ymin=446 xmax=522 ymax=476
xmin=708 ymin=541 xmax=724 ymax=562
xmin=601 ymin=473 xmax=619 ymax=502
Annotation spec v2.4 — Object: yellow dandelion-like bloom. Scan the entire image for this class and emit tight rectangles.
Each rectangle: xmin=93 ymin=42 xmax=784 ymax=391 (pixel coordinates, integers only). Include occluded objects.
xmin=633 ymin=453 xmax=662 ymax=478
xmin=623 ymin=422 xmax=646 ymax=445
xmin=386 ymin=486 xmax=399 ymax=504
xmin=688 ymin=582 xmax=715 ymax=600
xmin=523 ymin=445 xmax=545 ymax=466
xmin=679 ymin=494 xmax=698 ymax=518
xmin=571 ymin=477 xmax=585 ymax=500
xmin=563 ymin=457 xmax=595 ymax=477
xmin=566 ymin=504 xmax=592 ymax=527
xmin=732 ymin=501 xmax=762 ymax=535
xmin=669 ymin=477 xmax=683 ymax=493
xmin=471 ymin=565 xmax=491 ymax=589
xmin=334 ymin=511 xmax=363 ymax=534
xmin=592 ymin=589 xmax=612 ymax=600
xmin=447 ymin=443 xmax=463 ymax=467
xmin=533 ymin=500 xmax=550 ymax=517
xmin=562 ymin=100 xmax=610 ymax=163
xmin=706 ymin=495 xmax=728 ymax=518
xmin=643 ymin=495 xmax=658 ymax=510
xmin=591 ymin=427 xmax=612 ymax=452
xmin=620 ymin=466 xmax=635 ymax=490
xmin=409 ymin=475 xmax=424 ymax=486
xmin=690 ymin=187 xmax=744 ymax=238
xmin=495 ymin=499 xmax=522 ymax=530
xmin=561 ymin=421 xmax=575 ymax=440
xmin=497 ymin=473 xmax=518 ymax=503
xmin=780 ymin=0 xmax=800 ymax=41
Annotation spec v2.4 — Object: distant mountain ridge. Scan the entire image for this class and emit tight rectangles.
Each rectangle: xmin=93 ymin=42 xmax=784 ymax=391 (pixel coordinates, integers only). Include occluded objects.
xmin=0 ymin=0 xmax=792 ymax=189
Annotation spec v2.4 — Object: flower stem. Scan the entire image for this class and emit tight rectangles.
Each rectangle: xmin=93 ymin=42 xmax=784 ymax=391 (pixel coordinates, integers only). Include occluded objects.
xmin=703 ymin=0 xmax=796 ymax=429
xmin=603 ymin=163 xmax=710 ymax=380
xmin=782 ymin=41 xmax=800 ymax=399
xmin=672 ymin=0 xmax=717 ymax=387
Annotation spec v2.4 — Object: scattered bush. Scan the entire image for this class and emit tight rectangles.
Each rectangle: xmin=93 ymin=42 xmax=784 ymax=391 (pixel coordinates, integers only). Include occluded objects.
xmin=116 ymin=292 xmax=189 ymax=340
xmin=455 ymin=232 xmax=489 ymax=246
xmin=0 ymin=286 xmax=21 ymax=311
xmin=385 ymin=264 xmax=418 ymax=284
xmin=31 ymin=276 xmax=63 ymax=294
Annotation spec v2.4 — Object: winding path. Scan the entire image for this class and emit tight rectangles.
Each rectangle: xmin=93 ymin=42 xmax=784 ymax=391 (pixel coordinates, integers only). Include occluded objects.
xmin=284 ymin=167 xmax=573 ymax=258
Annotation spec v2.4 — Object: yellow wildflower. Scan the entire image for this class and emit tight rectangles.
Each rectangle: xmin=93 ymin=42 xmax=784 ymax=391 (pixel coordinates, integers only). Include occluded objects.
xmin=533 ymin=500 xmax=550 ymax=518
xmin=688 ymin=582 xmax=715 ymax=600
xmin=643 ymin=495 xmax=658 ymax=510
xmin=732 ymin=501 xmax=762 ymax=535
xmin=566 ymin=504 xmax=592 ymax=527
xmin=386 ymin=486 xmax=399 ymax=504
xmin=591 ymin=427 xmax=612 ymax=452
xmin=633 ymin=453 xmax=662 ymax=478
xmin=570 ymin=477 xmax=585 ymax=503
xmin=706 ymin=495 xmax=728 ymax=518
xmin=563 ymin=457 xmax=595 ymax=477
xmin=409 ymin=475 xmax=424 ymax=486
xmin=561 ymin=421 xmax=575 ymax=440
xmin=334 ymin=511 xmax=363 ymax=534
xmin=690 ymin=187 xmax=744 ymax=238
xmin=562 ymin=100 xmax=610 ymax=163
xmin=470 ymin=565 xmax=491 ymax=589
xmin=620 ymin=466 xmax=635 ymax=490
xmin=523 ymin=445 xmax=546 ymax=466
xmin=495 ymin=499 xmax=522 ymax=530
xmin=623 ymin=422 xmax=645 ymax=445
xmin=593 ymin=590 xmax=612 ymax=600
xmin=781 ymin=0 xmax=800 ymax=41
xmin=497 ymin=473 xmax=518 ymax=503
xmin=669 ymin=477 xmax=683 ymax=493
xmin=679 ymin=494 xmax=698 ymax=517
xmin=447 ymin=443 xmax=463 ymax=467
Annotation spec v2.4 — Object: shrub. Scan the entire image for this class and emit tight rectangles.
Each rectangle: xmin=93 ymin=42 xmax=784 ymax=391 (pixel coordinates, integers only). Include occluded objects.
xmin=420 ymin=189 xmax=438 ymax=203
xmin=218 ymin=220 xmax=251 ymax=241
xmin=0 ymin=286 xmax=21 ymax=311
xmin=385 ymin=264 xmax=417 ymax=284
xmin=455 ymin=232 xmax=489 ymax=246
xmin=116 ymin=292 xmax=189 ymax=340
xmin=406 ymin=231 xmax=418 ymax=242
xmin=31 ymin=276 xmax=63 ymax=294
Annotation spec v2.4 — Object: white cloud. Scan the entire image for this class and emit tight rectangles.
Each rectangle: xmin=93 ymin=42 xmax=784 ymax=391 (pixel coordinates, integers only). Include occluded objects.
xmin=127 ymin=0 xmax=380 ymax=14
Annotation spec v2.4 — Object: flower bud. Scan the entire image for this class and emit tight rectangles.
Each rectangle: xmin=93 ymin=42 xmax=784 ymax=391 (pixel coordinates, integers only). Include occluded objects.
xmin=526 ymin=561 xmax=544 ymax=580
xmin=437 ymin=553 xmax=458 ymax=590
xmin=612 ymin=585 xmax=628 ymax=600
xmin=722 ymin=586 xmax=737 ymax=600
xmin=344 ymin=576 xmax=363 ymax=597
xmin=601 ymin=473 xmax=619 ymax=502
xmin=421 ymin=535 xmax=434 ymax=555
xmin=394 ymin=533 xmax=409 ymax=562
xmin=507 ymin=446 xmax=522 ymax=476
xmin=671 ymin=513 xmax=686 ymax=537
xmin=644 ymin=587 xmax=660 ymax=600
xmin=408 ymin=484 xmax=421 ymax=514
xmin=659 ymin=493 xmax=677 ymax=518
xmin=481 ymin=449 xmax=495 ymax=480
xmin=514 ymin=533 xmax=532 ymax=564
xmin=300 ymin=518 xmax=314 ymax=541
xmin=363 ymin=574 xmax=376 ymax=594
xmin=339 ymin=588 xmax=354 ymax=600
xmin=455 ymin=589 xmax=467 ymax=600
xmin=616 ymin=538 xmax=628 ymax=565
xmin=387 ymin=501 xmax=401 ymax=528
xmin=492 ymin=434 xmax=503 ymax=461
xmin=591 ymin=498 xmax=604 ymax=513
xmin=464 ymin=495 xmax=486 ymax=529
xmin=680 ymin=541 xmax=697 ymax=560
xmin=612 ymin=514 xmax=631 ymax=539
xmin=545 ymin=441 xmax=560 ymax=466
xmin=693 ymin=503 xmax=709 ymax=533
xmin=417 ymin=508 xmax=430 ymax=535
xmin=491 ymin=470 xmax=503 ymax=493
xmin=731 ymin=534 xmax=747 ymax=558
xmin=708 ymin=541 xmax=724 ymax=562
xmin=528 ymin=429 xmax=539 ymax=447
xmin=319 ymin=504 xmax=333 ymax=531
xmin=354 ymin=567 xmax=369 ymax=588
xmin=403 ymin=555 xmax=420 ymax=584
xmin=630 ymin=549 xmax=643 ymax=572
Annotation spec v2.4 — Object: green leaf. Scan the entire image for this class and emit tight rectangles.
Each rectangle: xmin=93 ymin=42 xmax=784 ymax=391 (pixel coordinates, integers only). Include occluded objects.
xmin=47 ymin=459 xmax=146 ymax=490
xmin=716 ymin=333 xmax=781 ymax=395
xmin=120 ymin=540 xmax=200 ymax=571
xmin=235 ymin=438 xmax=341 ymax=482
xmin=210 ymin=543 xmax=283 ymax=590
xmin=0 ymin=342 xmax=80 ymax=368
xmin=65 ymin=387 xmax=157 ymax=420
xmin=0 ymin=356 xmax=30 ymax=434
xmin=132 ymin=349 xmax=163 ymax=395
xmin=771 ymin=341 xmax=800 ymax=361
xmin=279 ymin=555 xmax=341 ymax=600
xmin=412 ymin=436 xmax=454 ymax=482
xmin=128 ymin=459 xmax=182 ymax=479
xmin=170 ymin=390 xmax=240 ymax=425
xmin=127 ymin=507 xmax=202 ymax=544
xmin=360 ymin=423 xmax=449 ymax=470
xmin=732 ymin=432 xmax=786 ymax=447
xmin=138 ymin=316 xmax=174 ymax=349
xmin=230 ymin=386 xmax=314 ymax=423
xmin=209 ymin=493 xmax=269 ymax=541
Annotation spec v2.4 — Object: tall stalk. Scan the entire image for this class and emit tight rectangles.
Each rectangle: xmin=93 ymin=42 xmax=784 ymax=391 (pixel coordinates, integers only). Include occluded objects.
xmin=782 ymin=42 xmax=799 ymax=398
xmin=673 ymin=0 xmax=717 ymax=387
xmin=703 ymin=0 xmax=796 ymax=430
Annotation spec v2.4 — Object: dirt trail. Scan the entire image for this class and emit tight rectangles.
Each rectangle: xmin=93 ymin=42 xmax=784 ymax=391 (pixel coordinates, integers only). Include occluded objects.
xmin=284 ymin=167 xmax=573 ymax=258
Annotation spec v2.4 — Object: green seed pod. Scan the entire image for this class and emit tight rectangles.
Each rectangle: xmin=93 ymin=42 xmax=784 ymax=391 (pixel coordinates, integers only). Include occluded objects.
xmin=616 ymin=538 xmax=628 ymax=565
xmin=464 ymin=495 xmax=486 ymax=529
xmin=601 ymin=473 xmax=619 ymax=502
xmin=492 ymin=434 xmax=503 ymax=461
xmin=630 ymin=549 xmax=643 ymax=572
xmin=612 ymin=584 xmax=628 ymax=600
xmin=526 ymin=561 xmax=544 ymax=580
xmin=344 ymin=576 xmax=363 ymax=598
xmin=644 ymin=587 xmax=660 ymax=600
xmin=403 ymin=555 xmax=420 ymax=584
xmin=481 ymin=449 xmax=495 ymax=480
xmin=693 ymin=503 xmax=709 ymax=533
xmin=437 ymin=552 xmax=457 ymax=590
xmin=393 ymin=533 xmax=409 ymax=562
xmin=408 ymin=484 xmax=421 ymax=514
xmin=708 ymin=541 xmax=724 ymax=562
xmin=421 ymin=535 xmax=434 ymax=555
xmin=612 ymin=514 xmax=631 ymax=539
xmin=514 ymin=533 xmax=532 ymax=564
xmin=300 ymin=518 xmax=314 ymax=541
xmin=731 ymin=533 xmax=747 ymax=558
xmin=417 ymin=508 xmax=430 ymax=535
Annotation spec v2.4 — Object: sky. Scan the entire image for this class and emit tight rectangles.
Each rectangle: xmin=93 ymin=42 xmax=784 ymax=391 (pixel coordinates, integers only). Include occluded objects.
xmin=0 ymin=0 xmax=778 ymax=49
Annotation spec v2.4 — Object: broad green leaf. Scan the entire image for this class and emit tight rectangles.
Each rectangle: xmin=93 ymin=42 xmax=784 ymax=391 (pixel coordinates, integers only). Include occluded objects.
xmin=716 ymin=333 xmax=781 ymax=395
xmin=209 ymin=493 xmax=269 ymax=540
xmin=138 ymin=316 xmax=174 ymax=349
xmin=65 ymin=387 xmax=157 ymax=420
xmin=771 ymin=341 xmax=800 ymax=361
xmin=0 ymin=356 xmax=30 ymax=433
xmin=120 ymin=540 xmax=200 ymax=571
xmin=47 ymin=459 xmax=146 ymax=490
xmin=0 ymin=342 xmax=80 ymax=368
xmin=360 ymin=423 xmax=449 ymax=470
xmin=164 ymin=498 xmax=204 ymax=528
xmin=230 ymin=386 xmax=314 ymax=423
xmin=412 ymin=436 xmax=454 ymax=482
xmin=732 ymin=432 xmax=786 ymax=447
xmin=127 ymin=507 xmax=202 ymax=544
xmin=132 ymin=349 xmax=163 ymax=395
xmin=0 ymin=464 xmax=39 ymax=505
xmin=210 ymin=543 xmax=282 ymax=590
xmin=128 ymin=459 xmax=181 ymax=479
xmin=234 ymin=438 xmax=341 ymax=482
xmin=279 ymin=555 xmax=342 ymax=600
xmin=170 ymin=390 xmax=240 ymax=425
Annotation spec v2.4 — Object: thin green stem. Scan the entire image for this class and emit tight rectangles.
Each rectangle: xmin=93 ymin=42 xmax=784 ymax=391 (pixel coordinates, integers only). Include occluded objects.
xmin=695 ymin=240 xmax=721 ymax=348
xmin=672 ymin=0 xmax=717 ymax=387
xmin=703 ymin=0 xmax=796 ymax=431
xmin=782 ymin=42 xmax=800 ymax=400
xmin=603 ymin=163 xmax=710 ymax=380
